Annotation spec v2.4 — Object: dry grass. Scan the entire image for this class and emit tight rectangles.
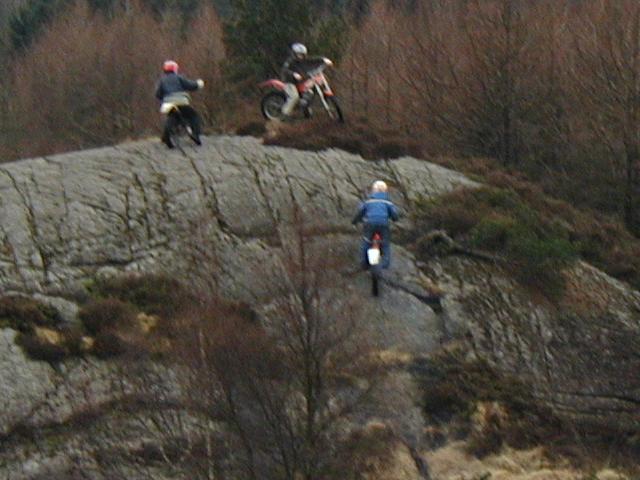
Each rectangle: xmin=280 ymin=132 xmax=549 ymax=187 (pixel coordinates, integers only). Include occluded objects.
xmin=425 ymin=442 xmax=581 ymax=480
xmin=414 ymin=344 xmax=640 ymax=476
xmin=330 ymin=422 xmax=421 ymax=480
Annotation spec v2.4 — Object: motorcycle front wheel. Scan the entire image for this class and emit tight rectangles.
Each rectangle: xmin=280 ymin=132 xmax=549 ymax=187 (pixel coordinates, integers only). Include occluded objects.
xmin=370 ymin=267 xmax=380 ymax=297
xmin=324 ymin=96 xmax=344 ymax=123
xmin=261 ymin=92 xmax=287 ymax=121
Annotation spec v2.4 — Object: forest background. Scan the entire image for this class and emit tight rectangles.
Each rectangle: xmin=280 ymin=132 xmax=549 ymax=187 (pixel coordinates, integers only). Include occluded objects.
xmin=2 ymin=0 xmax=640 ymax=242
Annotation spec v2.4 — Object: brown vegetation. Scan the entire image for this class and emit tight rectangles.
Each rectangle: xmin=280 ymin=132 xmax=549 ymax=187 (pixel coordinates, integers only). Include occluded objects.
xmin=0 ymin=294 xmax=62 ymax=332
xmin=87 ymin=208 xmax=387 ymax=479
xmin=414 ymin=343 xmax=640 ymax=475
xmin=2 ymin=0 xmax=640 ymax=250
xmin=332 ymin=0 xmax=640 ymax=236
xmin=1 ymin=0 xmax=225 ymax=159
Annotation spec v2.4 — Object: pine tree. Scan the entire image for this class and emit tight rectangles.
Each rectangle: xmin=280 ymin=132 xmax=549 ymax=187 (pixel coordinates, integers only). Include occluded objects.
xmin=224 ymin=0 xmax=314 ymax=81
xmin=9 ymin=0 xmax=69 ymax=50
xmin=224 ymin=0 xmax=350 ymax=83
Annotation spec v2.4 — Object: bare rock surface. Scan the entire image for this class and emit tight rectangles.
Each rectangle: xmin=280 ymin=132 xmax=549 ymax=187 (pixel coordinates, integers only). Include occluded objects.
xmin=0 ymin=136 xmax=472 ymax=477
xmin=0 ymin=135 xmax=476 ymax=297
xmin=0 ymin=135 xmax=639 ymax=477
xmin=426 ymin=256 xmax=640 ymax=431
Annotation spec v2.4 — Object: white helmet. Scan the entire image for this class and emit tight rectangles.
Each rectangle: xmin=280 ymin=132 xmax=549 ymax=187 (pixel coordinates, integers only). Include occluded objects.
xmin=291 ymin=42 xmax=308 ymax=58
xmin=372 ymin=180 xmax=388 ymax=193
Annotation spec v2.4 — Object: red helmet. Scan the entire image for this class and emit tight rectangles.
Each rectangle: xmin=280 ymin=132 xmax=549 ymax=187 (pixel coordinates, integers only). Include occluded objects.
xmin=163 ymin=60 xmax=179 ymax=73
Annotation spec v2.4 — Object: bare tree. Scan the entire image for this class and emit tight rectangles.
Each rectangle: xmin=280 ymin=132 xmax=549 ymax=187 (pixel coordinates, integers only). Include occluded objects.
xmin=3 ymin=0 xmax=226 ymax=160
xmin=569 ymin=0 xmax=640 ymax=234
xmin=80 ymin=206 xmax=382 ymax=479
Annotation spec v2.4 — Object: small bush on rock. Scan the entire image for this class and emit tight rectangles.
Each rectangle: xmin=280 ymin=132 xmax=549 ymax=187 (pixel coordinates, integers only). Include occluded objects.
xmin=92 ymin=331 xmax=128 ymax=358
xmin=88 ymin=273 xmax=189 ymax=319
xmin=0 ymin=295 xmax=62 ymax=333
xmin=417 ymin=186 xmax=578 ymax=298
xmin=79 ymin=298 xmax=137 ymax=336
xmin=16 ymin=332 xmax=68 ymax=362
xmin=263 ymin=118 xmax=423 ymax=160
xmin=412 ymin=345 xmax=562 ymax=456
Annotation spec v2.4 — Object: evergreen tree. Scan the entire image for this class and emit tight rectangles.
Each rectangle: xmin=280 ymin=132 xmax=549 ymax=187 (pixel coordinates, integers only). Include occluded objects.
xmin=224 ymin=0 xmax=349 ymax=82
xmin=224 ymin=0 xmax=313 ymax=80
xmin=87 ymin=0 xmax=202 ymax=19
xmin=9 ymin=0 xmax=69 ymax=50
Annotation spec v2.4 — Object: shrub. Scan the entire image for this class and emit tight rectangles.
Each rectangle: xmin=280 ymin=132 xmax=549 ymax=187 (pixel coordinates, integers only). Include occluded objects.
xmin=235 ymin=121 xmax=266 ymax=137
xmin=262 ymin=118 xmax=423 ymax=161
xmin=469 ymin=214 xmax=514 ymax=250
xmin=412 ymin=345 xmax=564 ymax=457
xmin=16 ymin=332 xmax=68 ymax=362
xmin=507 ymin=232 xmax=577 ymax=295
xmin=417 ymin=186 xmax=579 ymax=298
xmin=0 ymin=295 xmax=62 ymax=333
xmin=91 ymin=331 xmax=128 ymax=358
xmin=89 ymin=273 xmax=189 ymax=319
xmin=78 ymin=298 xmax=137 ymax=336
xmin=62 ymin=327 xmax=86 ymax=357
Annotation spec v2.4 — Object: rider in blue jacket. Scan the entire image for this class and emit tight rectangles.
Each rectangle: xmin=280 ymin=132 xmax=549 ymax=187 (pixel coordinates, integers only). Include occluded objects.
xmin=352 ymin=180 xmax=399 ymax=269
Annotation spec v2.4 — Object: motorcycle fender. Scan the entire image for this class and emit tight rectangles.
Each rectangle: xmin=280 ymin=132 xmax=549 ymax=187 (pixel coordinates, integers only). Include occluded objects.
xmin=298 ymin=80 xmax=314 ymax=94
xmin=160 ymin=103 xmax=176 ymax=114
xmin=259 ymin=79 xmax=286 ymax=90
xmin=367 ymin=247 xmax=381 ymax=266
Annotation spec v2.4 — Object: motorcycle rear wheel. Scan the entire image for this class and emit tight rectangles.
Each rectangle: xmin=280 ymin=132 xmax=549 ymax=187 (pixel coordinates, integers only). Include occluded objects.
xmin=261 ymin=92 xmax=287 ymax=121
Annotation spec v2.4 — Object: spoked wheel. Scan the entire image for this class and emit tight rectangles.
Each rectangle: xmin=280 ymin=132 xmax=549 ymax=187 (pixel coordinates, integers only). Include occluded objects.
xmin=323 ymin=96 xmax=344 ymax=123
xmin=169 ymin=115 xmax=199 ymax=154
xmin=170 ymin=123 xmax=186 ymax=154
xmin=165 ymin=112 xmax=186 ymax=153
xmin=261 ymin=92 xmax=287 ymax=121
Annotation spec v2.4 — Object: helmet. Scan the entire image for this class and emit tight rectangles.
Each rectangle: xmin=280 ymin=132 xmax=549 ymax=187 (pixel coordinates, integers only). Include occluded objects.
xmin=163 ymin=60 xmax=179 ymax=73
xmin=372 ymin=180 xmax=388 ymax=193
xmin=291 ymin=42 xmax=307 ymax=59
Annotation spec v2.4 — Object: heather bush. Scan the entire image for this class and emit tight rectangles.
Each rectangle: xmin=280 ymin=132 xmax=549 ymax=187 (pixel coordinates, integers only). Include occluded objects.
xmin=88 ymin=273 xmax=190 ymax=319
xmin=91 ymin=330 xmax=128 ymax=358
xmin=16 ymin=332 xmax=68 ymax=362
xmin=78 ymin=297 xmax=137 ymax=336
xmin=417 ymin=186 xmax=578 ymax=297
xmin=0 ymin=295 xmax=62 ymax=333
xmin=412 ymin=346 xmax=563 ymax=457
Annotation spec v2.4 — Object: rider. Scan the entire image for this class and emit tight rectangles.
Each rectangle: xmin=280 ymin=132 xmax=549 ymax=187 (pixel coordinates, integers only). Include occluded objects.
xmin=155 ymin=60 xmax=204 ymax=148
xmin=280 ymin=42 xmax=331 ymax=117
xmin=352 ymin=180 xmax=400 ymax=270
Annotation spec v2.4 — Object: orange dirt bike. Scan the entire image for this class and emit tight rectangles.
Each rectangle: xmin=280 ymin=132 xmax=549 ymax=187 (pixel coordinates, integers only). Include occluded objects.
xmin=259 ymin=58 xmax=344 ymax=123
xmin=366 ymin=231 xmax=384 ymax=297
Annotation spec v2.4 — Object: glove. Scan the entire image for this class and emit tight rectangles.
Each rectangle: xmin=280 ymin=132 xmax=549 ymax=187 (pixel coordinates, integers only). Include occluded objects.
xmin=293 ymin=72 xmax=302 ymax=81
xmin=196 ymin=79 xmax=205 ymax=89
xmin=323 ymin=58 xmax=333 ymax=66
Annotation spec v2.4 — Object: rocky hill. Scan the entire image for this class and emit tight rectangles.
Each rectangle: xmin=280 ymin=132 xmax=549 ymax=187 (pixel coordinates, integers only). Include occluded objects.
xmin=0 ymin=135 xmax=638 ymax=478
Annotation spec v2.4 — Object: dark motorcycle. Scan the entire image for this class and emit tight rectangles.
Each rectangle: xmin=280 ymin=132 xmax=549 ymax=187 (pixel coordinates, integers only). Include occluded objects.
xmin=160 ymin=87 xmax=203 ymax=152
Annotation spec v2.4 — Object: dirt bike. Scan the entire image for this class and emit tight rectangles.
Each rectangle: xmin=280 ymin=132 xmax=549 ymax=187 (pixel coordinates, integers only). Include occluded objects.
xmin=367 ymin=231 xmax=384 ymax=297
xmin=160 ymin=85 xmax=203 ymax=152
xmin=259 ymin=58 xmax=344 ymax=123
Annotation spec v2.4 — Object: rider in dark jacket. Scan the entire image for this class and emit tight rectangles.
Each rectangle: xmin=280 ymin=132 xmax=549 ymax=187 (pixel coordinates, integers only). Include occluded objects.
xmin=280 ymin=43 xmax=329 ymax=116
xmin=352 ymin=180 xmax=400 ymax=269
xmin=155 ymin=60 xmax=204 ymax=148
